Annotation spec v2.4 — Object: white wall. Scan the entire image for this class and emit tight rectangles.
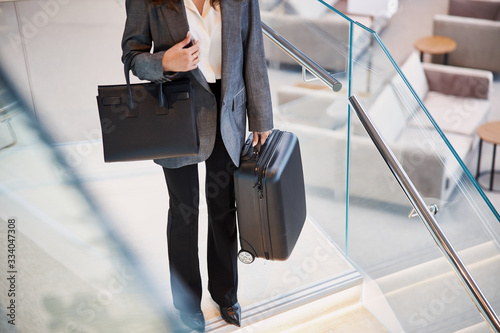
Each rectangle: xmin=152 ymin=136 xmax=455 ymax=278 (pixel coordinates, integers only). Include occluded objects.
xmin=0 ymin=0 xmax=127 ymax=143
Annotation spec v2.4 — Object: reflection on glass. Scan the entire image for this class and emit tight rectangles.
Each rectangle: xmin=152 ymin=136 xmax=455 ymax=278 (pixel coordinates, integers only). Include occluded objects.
xmin=261 ymin=0 xmax=500 ymax=331
xmin=336 ymin=4 xmax=500 ymax=332
xmin=261 ymin=0 xmax=352 ymax=252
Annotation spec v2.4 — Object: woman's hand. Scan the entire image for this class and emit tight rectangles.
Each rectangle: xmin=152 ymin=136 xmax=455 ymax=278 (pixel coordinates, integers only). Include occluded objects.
xmin=252 ymin=130 xmax=272 ymax=147
xmin=162 ymin=32 xmax=200 ymax=72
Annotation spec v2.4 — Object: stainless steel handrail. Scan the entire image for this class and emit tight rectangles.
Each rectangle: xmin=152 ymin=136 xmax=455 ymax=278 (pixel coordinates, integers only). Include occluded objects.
xmin=261 ymin=21 xmax=342 ymax=92
xmin=261 ymin=19 xmax=499 ymax=331
xmin=349 ymin=94 xmax=500 ymax=333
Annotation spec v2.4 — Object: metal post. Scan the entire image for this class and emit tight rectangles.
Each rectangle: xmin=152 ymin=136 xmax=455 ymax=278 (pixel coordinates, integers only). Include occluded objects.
xmin=261 ymin=22 xmax=342 ymax=92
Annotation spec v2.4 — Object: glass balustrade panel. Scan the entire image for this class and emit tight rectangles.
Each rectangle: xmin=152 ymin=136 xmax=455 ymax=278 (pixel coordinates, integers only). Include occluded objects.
xmin=333 ymin=3 xmax=500 ymax=331
xmin=261 ymin=0 xmax=352 ymax=253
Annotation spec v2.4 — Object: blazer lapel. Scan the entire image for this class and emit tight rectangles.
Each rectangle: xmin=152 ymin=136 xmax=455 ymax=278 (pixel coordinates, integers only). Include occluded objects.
xmin=160 ymin=1 xmax=210 ymax=92
xmin=160 ymin=1 xmax=189 ymax=44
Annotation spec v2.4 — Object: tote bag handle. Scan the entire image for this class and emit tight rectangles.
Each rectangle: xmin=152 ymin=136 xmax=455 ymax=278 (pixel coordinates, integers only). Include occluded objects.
xmin=124 ymin=51 xmax=166 ymax=110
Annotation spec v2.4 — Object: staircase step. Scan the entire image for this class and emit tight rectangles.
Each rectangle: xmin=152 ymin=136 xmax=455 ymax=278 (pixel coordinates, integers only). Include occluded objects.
xmin=371 ymin=241 xmax=500 ymax=332
xmin=455 ymin=322 xmax=490 ymax=333
xmin=236 ymin=285 xmax=388 ymax=333
xmin=207 ymin=270 xmax=363 ymax=332
xmin=289 ymin=303 xmax=389 ymax=333
xmin=376 ymin=241 xmax=500 ymax=293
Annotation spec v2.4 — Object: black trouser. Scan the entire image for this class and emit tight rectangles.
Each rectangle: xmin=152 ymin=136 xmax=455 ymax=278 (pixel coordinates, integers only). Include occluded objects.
xmin=162 ymin=80 xmax=238 ymax=312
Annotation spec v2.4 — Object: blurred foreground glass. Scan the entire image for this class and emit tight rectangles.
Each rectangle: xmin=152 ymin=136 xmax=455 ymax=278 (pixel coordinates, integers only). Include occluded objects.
xmin=0 ymin=65 xmax=172 ymax=332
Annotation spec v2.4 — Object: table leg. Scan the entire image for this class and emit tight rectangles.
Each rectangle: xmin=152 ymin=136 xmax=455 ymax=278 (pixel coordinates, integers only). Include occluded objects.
xmin=444 ymin=53 xmax=449 ymax=65
xmin=490 ymin=144 xmax=497 ymax=191
xmin=420 ymin=51 xmax=424 ymax=62
xmin=476 ymin=139 xmax=483 ymax=180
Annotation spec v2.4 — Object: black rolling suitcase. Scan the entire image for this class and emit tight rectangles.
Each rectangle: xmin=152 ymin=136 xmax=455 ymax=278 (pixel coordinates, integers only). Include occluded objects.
xmin=234 ymin=129 xmax=306 ymax=264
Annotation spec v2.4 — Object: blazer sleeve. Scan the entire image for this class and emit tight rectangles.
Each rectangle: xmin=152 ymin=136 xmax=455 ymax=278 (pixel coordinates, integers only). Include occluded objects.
xmin=121 ymin=0 xmax=173 ymax=83
xmin=243 ymin=0 xmax=274 ymax=132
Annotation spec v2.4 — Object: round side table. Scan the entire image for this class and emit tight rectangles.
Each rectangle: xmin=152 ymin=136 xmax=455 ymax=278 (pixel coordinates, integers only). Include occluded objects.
xmin=476 ymin=121 xmax=500 ymax=191
xmin=414 ymin=35 xmax=457 ymax=65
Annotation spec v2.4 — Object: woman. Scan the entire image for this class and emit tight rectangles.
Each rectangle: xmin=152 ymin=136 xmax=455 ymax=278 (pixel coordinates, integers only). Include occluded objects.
xmin=122 ymin=0 xmax=273 ymax=331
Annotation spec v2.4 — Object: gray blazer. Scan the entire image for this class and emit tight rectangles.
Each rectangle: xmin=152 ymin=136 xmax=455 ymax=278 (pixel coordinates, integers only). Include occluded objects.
xmin=122 ymin=0 xmax=274 ymax=168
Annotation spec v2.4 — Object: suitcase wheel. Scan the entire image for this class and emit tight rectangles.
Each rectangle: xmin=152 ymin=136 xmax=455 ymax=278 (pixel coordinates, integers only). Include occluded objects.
xmin=238 ymin=250 xmax=255 ymax=264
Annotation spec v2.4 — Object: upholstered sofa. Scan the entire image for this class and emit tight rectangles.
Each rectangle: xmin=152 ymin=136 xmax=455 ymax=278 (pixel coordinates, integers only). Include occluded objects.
xmin=432 ymin=0 xmax=500 ymax=72
xmin=276 ymin=53 xmax=493 ymax=205
xmin=260 ymin=0 xmax=387 ymax=72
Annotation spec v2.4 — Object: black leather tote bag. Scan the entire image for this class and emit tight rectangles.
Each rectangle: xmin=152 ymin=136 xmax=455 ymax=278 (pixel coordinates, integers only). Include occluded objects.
xmin=96 ymin=56 xmax=198 ymax=162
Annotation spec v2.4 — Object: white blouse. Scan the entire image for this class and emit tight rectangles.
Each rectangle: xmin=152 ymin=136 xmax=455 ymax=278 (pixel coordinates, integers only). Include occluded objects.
xmin=184 ymin=0 xmax=222 ymax=83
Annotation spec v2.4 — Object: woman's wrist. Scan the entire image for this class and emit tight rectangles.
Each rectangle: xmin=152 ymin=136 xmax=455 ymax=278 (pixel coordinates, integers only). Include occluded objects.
xmin=162 ymin=70 xmax=178 ymax=80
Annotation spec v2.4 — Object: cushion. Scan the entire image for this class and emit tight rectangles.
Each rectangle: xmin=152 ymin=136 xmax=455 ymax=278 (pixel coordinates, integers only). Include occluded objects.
xmin=277 ymin=94 xmax=348 ymax=130
xmin=398 ymin=127 xmax=473 ymax=159
xmin=444 ymin=131 xmax=475 ymax=159
xmin=397 ymin=127 xmax=473 ymax=198
xmin=400 ymin=52 xmax=430 ymax=100
xmin=286 ymin=0 xmax=338 ymax=19
xmin=277 ymin=83 xmax=337 ymax=105
xmin=433 ymin=14 xmax=500 ymax=72
xmin=260 ymin=0 xmax=285 ymax=12
xmin=366 ymin=85 xmax=408 ymax=143
xmin=423 ymin=63 xmax=492 ymax=100
xmin=449 ymin=0 xmax=500 ymax=21
xmin=391 ymin=74 xmax=424 ymax=118
xmin=410 ymin=91 xmax=490 ymax=136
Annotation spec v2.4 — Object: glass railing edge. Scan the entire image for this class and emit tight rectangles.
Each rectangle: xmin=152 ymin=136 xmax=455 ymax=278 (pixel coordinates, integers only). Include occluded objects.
xmin=352 ymin=20 xmax=376 ymax=34
xmin=316 ymin=0 xmax=354 ymax=22
xmin=344 ymin=19 xmax=353 ymax=257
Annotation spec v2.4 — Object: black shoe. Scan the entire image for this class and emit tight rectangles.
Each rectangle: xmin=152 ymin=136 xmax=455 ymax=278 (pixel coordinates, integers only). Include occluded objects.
xmin=179 ymin=310 xmax=205 ymax=332
xmin=220 ymin=302 xmax=241 ymax=327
